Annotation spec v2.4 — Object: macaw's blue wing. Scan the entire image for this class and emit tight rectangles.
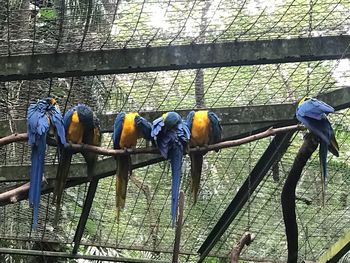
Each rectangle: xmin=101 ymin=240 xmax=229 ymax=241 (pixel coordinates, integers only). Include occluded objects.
xmin=63 ymin=107 xmax=75 ymax=131
xmin=297 ymin=98 xmax=334 ymax=120
xmin=297 ymin=115 xmax=339 ymax=204
xmin=135 ymin=115 xmax=152 ymax=140
xmin=27 ymin=100 xmax=51 ymax=229
xmin=208 ymin=111 xmax=222 ymax=144
xmin=296 ymin=115 xmax=333 ymax=147
xmin=50 ymin=105 xmax=66 ymax=146
xmin=178 ymin=121 xmax=191 ymax=143
xmin=113 ymin=112 xmax=125 ymax=149
xmin=185 ymin=111 xmax=195 ymax=132
xmin=151 ymin=116 xmax=165 ymax=139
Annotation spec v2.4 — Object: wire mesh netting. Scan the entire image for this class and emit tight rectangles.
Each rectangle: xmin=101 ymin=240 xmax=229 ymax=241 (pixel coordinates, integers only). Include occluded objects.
xmin=0 ymin=0 xmax=350 ymax=55
xmin=0 ymin=58 xmax=349 ymax=262
xmin=0 ymin=0 xmax=350 ymax=261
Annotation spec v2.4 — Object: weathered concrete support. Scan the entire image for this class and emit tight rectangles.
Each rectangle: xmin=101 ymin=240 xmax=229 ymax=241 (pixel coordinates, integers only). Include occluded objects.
xmin=0 ymin=36 xmax=349 ymax=81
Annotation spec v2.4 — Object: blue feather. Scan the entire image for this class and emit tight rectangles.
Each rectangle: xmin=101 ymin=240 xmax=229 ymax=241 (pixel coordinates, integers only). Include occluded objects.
xmin=296 ymin=97 xmax=339 ymax=205
xmin=185 ymin=111 xmax=195 ymax=131
xmin=113 ymin=112 xmax=126 ymax=149
xmin=151 ymin=116 xmax=165 ymax=138
xmin=298 ymin=98 xmax=334 ymax=120
xmin=27 ymin=98 xmax=66 ymax=229
xmin=135 ymin=115 xmax=152 ymax=140
xmin=169 ymin=143 xmax=183 ymax=226
xmin=63 ymin=107 xmax=75 ymax=131
xmin=54 ymin=104 xmax=100 ymax=225
xmin=208 ymin=111 xmax=222 ymax=143
xmin=151 ymin=112 xmax=189 ymax=226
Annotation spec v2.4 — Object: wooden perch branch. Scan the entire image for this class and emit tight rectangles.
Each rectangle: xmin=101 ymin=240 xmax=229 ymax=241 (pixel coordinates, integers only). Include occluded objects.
xmin=0 ymin=182 xmax=30 ymax=204
xmin=0 ymin=124 xmax=305 ymax=155
xmin=281 ymin=133 xmax=319 ymax=263
xmin=230 ymin=232 xmax=256 ymax=263
xmin=0 ymin=133 xmax=28 ymax=147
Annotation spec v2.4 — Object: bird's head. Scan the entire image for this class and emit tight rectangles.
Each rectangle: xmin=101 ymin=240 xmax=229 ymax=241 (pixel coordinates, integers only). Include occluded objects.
xmin=298 ymin=96 xmax=311 ymax=106
xmin=44 ymin=97 xmax=57 ymax=105
xmin=163 ymin=111 xmax=181 ymax=128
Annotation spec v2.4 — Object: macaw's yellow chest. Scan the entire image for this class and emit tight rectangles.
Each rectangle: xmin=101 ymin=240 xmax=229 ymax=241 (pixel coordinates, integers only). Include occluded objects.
xmin=67 ymin=111 xmax=84 ymax=144
xmin=119 ymin=113 xmax=139 ymax=148
xmin=190 ymin=111 xmax=210 ymax=146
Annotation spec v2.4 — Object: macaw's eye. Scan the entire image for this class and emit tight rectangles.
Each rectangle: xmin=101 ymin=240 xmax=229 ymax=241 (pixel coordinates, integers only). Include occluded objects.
xmin=51 ymin=98 xmax=57 ymax=105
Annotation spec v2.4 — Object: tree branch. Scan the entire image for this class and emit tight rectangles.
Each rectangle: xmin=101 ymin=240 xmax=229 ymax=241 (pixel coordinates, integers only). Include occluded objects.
xmin=230 ymin=232 xmax=255 ymax=263
xmin=0 ymin=133 xmax=28 ymax=146
xmin=0 ymin=124 xmax=305 ymax=155
xmin=281 ymin=133 xmax=319 ymax=263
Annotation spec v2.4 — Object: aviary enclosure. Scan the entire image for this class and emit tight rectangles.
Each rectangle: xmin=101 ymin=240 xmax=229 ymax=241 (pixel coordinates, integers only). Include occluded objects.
xmin=0 ymin=0 xmax=349 ymax=262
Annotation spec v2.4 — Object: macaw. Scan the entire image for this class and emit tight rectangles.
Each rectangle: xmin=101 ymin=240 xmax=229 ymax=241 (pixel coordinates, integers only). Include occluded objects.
xmin=186 ymin=110 xmax=222 ymax=203
xmin=296 ymin=97 xmax=339 ymax=203
xmin=151 ymin=112 xmax=190 ymax=226
xmin=27 ymin=97 xmax=66 ymax=229
xmin=53 ymin=104 xmax=101 ymax=224
xmin=113 ymin=112 xmax=152 ymax=219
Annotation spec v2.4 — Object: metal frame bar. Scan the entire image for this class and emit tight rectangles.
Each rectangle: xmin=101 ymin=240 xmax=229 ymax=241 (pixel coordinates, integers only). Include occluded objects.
xmin=197 ymin=86 xmax=350 ymax=262
xmin=0 ymin=36 xmax=349 ymax=81
xmin=197 ymin=131 xmax=295 ymax=262
xmin=72 ymin=177 xmax=99 ymax=254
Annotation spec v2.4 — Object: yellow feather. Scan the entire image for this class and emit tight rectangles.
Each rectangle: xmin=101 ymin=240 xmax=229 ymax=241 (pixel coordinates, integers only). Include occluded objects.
xmin=298 ymin=96 xmax=311 ymax=106
xmin=190 ymin=110 xmax=210 ymax=146
xmin=67 ymin=111 xmax=84 ymax=143
xmin=119 ymin=112 xmax=139 ymax=148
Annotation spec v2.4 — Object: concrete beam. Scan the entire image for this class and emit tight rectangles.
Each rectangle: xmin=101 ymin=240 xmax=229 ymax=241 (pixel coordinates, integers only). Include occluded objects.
xmin=0 ymin=104 xmax=294 ymax=138
xmin=1 ymin=87 xmax=349 ymax=139
xmin=0 ymin=153 xmax=162 ymax=182
xmin=0 ymin=36 xmax=349 ymax=81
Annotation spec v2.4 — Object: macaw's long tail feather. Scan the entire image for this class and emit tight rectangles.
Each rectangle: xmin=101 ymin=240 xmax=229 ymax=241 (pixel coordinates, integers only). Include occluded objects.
xmin=53 ymin=149 xmax=72 ymax=225
xmin=29 ymin=135 xmax=46 ymax=229
xmin=329 ymin=133 xmax=339 ymax=157
xmin=169 ymin=144 xmax=183 ymax=227
xmin=190 ymin=153 xmax=203 ymax=204
xmin=83 ymin=152 xmax=98 ymax=180
xmin=319 ymin=141 xmax=328 ymax=207
xmin=116 ymin=155 xmax=131 ymax=221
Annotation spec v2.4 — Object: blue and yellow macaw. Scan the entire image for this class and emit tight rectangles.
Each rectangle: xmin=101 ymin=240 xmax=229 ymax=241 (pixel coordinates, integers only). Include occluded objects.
xmin=151 ymin=112 xmax=190 ymax=226
xmin=113 ymin=112 xmax=152 ymax=219
xmin=53 ymin=104 xmax=101 ymax=224
xmin=27 ymin=97 xmax=66 ymax=229
xmin=296 ymin=97 xmax=339 ymax=204
xmin=186 ymin=110 xmax=222 ymax=203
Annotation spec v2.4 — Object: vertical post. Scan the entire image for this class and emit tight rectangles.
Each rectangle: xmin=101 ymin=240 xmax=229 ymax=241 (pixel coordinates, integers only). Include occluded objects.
xmin=172 ymin=191 xmax=185 ymax=263
xmin=72 ymin=177 xmax=99 ymax=254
